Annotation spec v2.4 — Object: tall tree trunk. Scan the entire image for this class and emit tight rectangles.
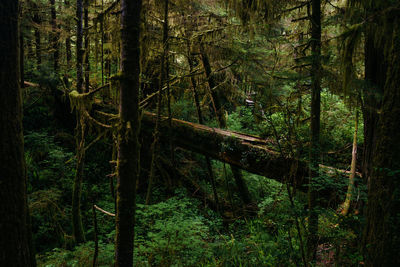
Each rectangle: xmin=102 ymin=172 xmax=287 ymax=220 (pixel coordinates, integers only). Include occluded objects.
xmin=72 ymin=0 xmax=86 ymax=244
xmin=84 ymin=0 xmax=90 ymax=92
xmin=362 ymin=7 xmax=400 ymax=266
xmin=0 ymin=0 xmax=36 ymax=265
xmin=32 ymin=2 xmax=41 ymax=68
xmin=76 ymin=0 xmax=84 ymax=92
xmin=50 ymin=0 xmax=59 ymax=72
xmin=65 ymin=0 xmax=72 ymax=68
xmin=186 ymin=41 xmax=220 ymax=212
xmin=307 ymin=0 xmax=321 ymax=263
xmin=200 ymin=44 xmax=252 ymax=206
xmin=146 ymin=0 xmax=169 ymax=205
xmin=341 ymin=110 xmax=358 ymax=216
xmin=20 ymin=25 xmax=24 ymax=88
xmin=199 ymin=44 xmax=226 ymax=127
xmin=362 ymin=31 xmax=385 ymax=197
xmin=115 ymin=0 xmax=142 ymax=265
xmin=100 ymin=0 xmax=104 ymax=85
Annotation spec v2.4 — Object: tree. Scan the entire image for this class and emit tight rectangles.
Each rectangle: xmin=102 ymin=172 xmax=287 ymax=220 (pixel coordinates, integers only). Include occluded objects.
xmin=84 ymin=0 xmax=90 ymax=92
xmin=0 ymin=0 xmax=36 ymax=265
xmin=65 ymin=0 xmax=72 ymax=67
xmin=200 ymin=43 xmax=252 ymax=207
xmin=71 ymin=0 xmax=86 ymax=244
xmin=146 ymin=0 xmax=169 ymax=205
xmin=341 ymin=110 xmax=358 ymax=216
xmin=50 ymin=0 xmax=59 ymax=72
xmin=307 ymin=0 xmax=321 ymax=263
xmin=31 ymin=0 xmax=42 ymax=68
xmin=114 ymin=0 xmax=142 ymax=265
xmin=358 ymin=1 xmax=400 ymax=265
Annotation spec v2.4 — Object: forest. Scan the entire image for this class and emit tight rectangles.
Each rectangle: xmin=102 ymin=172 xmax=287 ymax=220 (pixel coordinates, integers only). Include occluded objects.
xmin=0 ymin=0 xmax=399 ymax=266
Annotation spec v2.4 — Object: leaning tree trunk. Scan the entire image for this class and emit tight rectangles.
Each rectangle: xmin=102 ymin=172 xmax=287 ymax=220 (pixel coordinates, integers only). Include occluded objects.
xmin=307 ymin=0 xmax=321 ymax=263
xmin=200 ymin=45 xmax=252 ymax=206
xmin=186 ymin=41 xmax=220 ymax=212
xmin=115 ymin=0 xmax=142 ymax=266
xmin=0 ymin=0 xmax=36 ymax=265
xmin=71 ymin=0 xmax=86 ymax=244
xmin=341 ymin=110 xmax=358 ymax=216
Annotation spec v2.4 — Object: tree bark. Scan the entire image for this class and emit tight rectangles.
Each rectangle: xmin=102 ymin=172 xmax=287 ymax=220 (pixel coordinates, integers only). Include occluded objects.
xmin=115 ymin=0 xmax=142 ymax=265
xmin=32 ymin=2 xmax=41 ymax=68
xmin=0 ymin=0 xmax=36 ymax=265
xmin=50 ymin=0 xmax=59 ymax=72
xmin=20 ymin=23 xmax=24 ymax=88
xmin=362 ymin=7 xmax=400 ymax=266
xmin=307 ymin=0 xmax=321 ymax=263
xmin=71 ymin=0 xmax=86 ymax=244
xmin=141 ymin=111 xmax=309 ymax=187
xmin=65 ymin=0 xmax=72 ymax=67
xmin=84 ymin=0 xmax=90 ymax=92
xmin=341 ymin=110 xmax=358 ymax=216
xmin=76 ymin=0 xmax=84 ymax=92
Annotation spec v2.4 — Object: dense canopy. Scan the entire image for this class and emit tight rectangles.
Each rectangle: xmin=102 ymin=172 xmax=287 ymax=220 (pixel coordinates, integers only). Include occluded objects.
xmin=0 ymin=0 xmax=399 ymax=266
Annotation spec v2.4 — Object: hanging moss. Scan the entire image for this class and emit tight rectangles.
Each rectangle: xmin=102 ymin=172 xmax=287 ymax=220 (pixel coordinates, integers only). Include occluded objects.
xmin=68 ymin=90 xmax=93 ymax=113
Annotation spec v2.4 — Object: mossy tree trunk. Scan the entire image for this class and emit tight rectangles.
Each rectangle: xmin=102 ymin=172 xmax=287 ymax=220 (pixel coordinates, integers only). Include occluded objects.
xmin=71 ymin=0 xmax=86 ymax=244
xmin=307 ymin=0 xmax=321 ymax=263
xmin=114 ymin=0 xmax=142 ymax=265
xmin=0 ymin=0 xmax=36 ymax=265
xmin=362 ymin=8 xmax=400 ymax=266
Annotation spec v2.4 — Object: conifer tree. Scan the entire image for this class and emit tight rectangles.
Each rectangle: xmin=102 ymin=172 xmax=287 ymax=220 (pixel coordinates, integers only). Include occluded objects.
xmin=0 ymin=0 xmax=36 ymax=265
xmin=115 ymin=0 xmax=142 ymax=265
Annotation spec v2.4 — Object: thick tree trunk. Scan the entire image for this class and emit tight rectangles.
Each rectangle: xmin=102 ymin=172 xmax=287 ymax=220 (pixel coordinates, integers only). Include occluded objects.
xmin=20 ymin=26 xmax=24 ymax=88
xmin=362 ymin=35 xmax=385 ymax=195
xmin=0 ymin=1 xmax=36 ymax=265
xmin=362 ymin=12 xmax=400 ymax=267
xmin=141 ymin=112 xmax=309 ymax=188
xmin=307 ymin=0 xmax=321 ymax=263
xmin=115 ymin=0 xmax=142 ymax=266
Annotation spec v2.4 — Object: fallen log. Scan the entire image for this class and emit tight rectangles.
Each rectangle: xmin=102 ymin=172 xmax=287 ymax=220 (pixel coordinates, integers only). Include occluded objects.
xmin=141 ymin=111 xmax=310 ymax=190
xmin=90 ymin=100 xmax=356 ymax=196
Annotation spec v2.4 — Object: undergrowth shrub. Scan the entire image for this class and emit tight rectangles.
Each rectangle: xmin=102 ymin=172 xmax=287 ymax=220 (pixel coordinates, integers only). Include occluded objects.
xmin=134 ymin=192 xmax=215 ymax=266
